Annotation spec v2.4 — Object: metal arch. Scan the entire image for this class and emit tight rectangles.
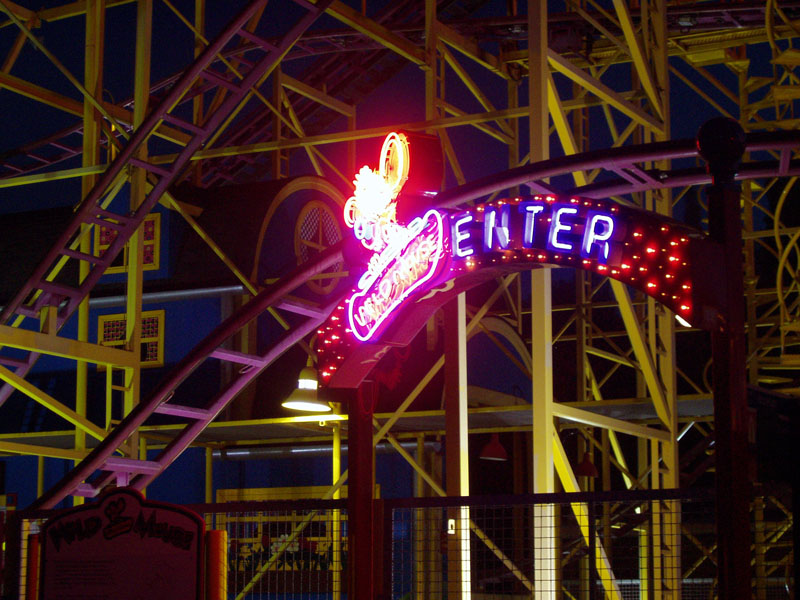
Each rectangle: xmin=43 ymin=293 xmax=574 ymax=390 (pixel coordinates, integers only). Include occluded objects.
xmin=0 ymin=0 xmax=334 ymax=408
xmin=321 ymin=131 xmax=800 ymax=392
xmin=432 ymin=132 xmax=800 ymax=209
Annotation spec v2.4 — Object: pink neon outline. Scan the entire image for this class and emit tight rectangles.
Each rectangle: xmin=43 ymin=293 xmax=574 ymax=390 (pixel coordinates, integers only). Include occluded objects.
xmin=347 ymin=209 xmax=445 ymax=342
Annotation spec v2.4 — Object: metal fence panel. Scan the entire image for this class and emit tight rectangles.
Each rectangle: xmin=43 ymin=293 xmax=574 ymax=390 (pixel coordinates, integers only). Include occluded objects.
xmin=386 ymin=490 xmax=792 ymax=600
xmin=4 ymin=489 xmax=794 ymax=599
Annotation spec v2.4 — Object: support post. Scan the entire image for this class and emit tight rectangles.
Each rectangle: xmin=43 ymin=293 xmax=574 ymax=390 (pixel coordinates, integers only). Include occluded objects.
xmin=528 ymin=1 xmax=557 ymax=597
xmin=444 ymin=293 xmax=471 ymax=599
xmin=794 ymin=474 xmax=800 ymax=600
xmin=124 ymin=0 xmax=153 ymax=460
xmin=75 ymin=0 xmax=104 ymax=505
xmin=697 ymin=117 xmax=752 ymax=600
xmin=332 ymin=412 xmax=342 ymax=600
xmin=348 ymin=381 xmax=376 ymax=600
xmin=205 ymin=447 xmax=213 ymax=503
xmin=587 ymin=500 xmax=597 ymax=600
xmin=24 ymin=533 xmax=40 ymax=600
xmin=206 ymin=529 xmax=227 ymax=600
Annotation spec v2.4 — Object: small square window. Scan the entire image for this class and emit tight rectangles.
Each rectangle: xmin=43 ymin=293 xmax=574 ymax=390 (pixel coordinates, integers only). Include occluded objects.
xmin=97 ymin=310 xmax=165 ymax=369
xmin=94 ymin=213 xmax=160 ymax=274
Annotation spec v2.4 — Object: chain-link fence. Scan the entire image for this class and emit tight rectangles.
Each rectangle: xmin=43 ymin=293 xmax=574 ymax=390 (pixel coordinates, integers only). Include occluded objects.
xmin=196 ymin=498 xmax=348 ymax=600
xmin=386 ymin=488 xmax=794 ymax=600
xmin=4 ymin=489 xmax=794 ymax=599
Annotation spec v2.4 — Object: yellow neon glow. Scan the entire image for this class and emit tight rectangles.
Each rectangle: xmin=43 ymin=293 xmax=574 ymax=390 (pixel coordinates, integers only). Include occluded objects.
xmin=343 ymin=132 xmax=410 ymax=253
xmin=379 ymin=131 xmax=410 ymax=196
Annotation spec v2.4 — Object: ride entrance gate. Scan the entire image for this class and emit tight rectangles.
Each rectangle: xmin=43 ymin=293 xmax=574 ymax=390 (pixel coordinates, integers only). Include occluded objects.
xmin=21 ymin=126 xmax=797 ymax=598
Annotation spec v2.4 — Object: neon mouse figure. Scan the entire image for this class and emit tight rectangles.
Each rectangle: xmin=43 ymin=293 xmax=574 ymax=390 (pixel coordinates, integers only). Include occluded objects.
xmin=343 ymin=132 xmax=410 ymax=253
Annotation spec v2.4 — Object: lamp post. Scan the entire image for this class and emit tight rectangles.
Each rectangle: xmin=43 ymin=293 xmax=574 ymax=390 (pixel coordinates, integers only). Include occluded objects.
xmin=697 ymin=117 xmax=752 ymax=599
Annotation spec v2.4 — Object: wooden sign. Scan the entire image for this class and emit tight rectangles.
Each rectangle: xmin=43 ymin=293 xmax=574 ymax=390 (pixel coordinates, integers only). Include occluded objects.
xmin=40 ymin=488 xmax=204 ymax=600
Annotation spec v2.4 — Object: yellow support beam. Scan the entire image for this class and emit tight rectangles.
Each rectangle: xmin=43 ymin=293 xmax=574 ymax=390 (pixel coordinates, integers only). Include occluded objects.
xmin=0 ymin=71 xmax=190 ymax=145
xmin=0 ymin=0 xmax=32 ymax=19
xmin=0 ymin=323 xmax=138 ymax=368
xmin=610 ymin=280 xmax=672 ymax=428
xmin=159 ymin=88 xmax=652 ymax=165
xmin=305 ymin=0 xmax=425 ymax=65
xmin=553 ymin=431 xmax=623 ymax=600
xmin=1 ymin=15 xmax=31 ymax=72
xmin=0 ymin=69 xmax=87 ymax=114
xmin=546 ymin=73 xmax=588 ymax=187
xmin=586 ymin=363 xmax=636 ymax=489
xmin=585 ymin=346 xmax=637 ymax=369
xmin=160 ymin=190 xmax=259 ymax=296
xmin=280 ymin=72 xmax=354 ymax=117
xmin=552 ymin=403 xmax=670 ymax=441
xmin=437 ymin=19 xmax=506 ymax=78
xmin=669 ymin=64 xmax=734 ymax=121
xmin=0 ymin=440 xmax=89 ymax=460
xmin=0 ymin=164 xmax=107 ymax=189
xmin=547 ymin=50 xmax=664 ymax=134
xmin=440 ymin=44 xmax=513 ymax=136
xmin=0 ymin=364 xmax=108 ymax=442
xmin=38 ymin=0 xmax=135 ymax=22
xmin=278 ymin=86 xmax=324 ymax=177
xmin=611 ymin=0 xmax=664 ymax=119
xmin=164 ymin=108 xmax=529 ymax=162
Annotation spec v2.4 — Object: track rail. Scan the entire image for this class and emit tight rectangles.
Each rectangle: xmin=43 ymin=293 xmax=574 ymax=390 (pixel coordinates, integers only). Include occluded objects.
xmin=31 ymin=244 xmax=346 ymax=509
xmin=0 ymin=0 xmax=332 ymax=406
xmin=434 ymin=131 xmax=800 ymax=207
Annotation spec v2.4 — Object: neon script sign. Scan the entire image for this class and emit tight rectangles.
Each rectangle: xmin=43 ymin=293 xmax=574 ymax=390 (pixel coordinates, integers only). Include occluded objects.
xmin=349 ymin=209 xmax=446 ymax=341
xmin=343 ymin=132 xmax=448 ymax=341
xmin=319 ymin=132 xmax=695 ymax=383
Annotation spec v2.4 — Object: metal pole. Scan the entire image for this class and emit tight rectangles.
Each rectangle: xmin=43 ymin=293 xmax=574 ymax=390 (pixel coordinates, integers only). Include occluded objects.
xmin=444 ymin=292 xmax=470 ymax=599
xmin=698 ymin=117 xmax=752 ymax=600
xmin=793 ymin=474 xmax=800 ymax=600
xmin=588 ymin=500 xmax=597 ymax=600
xmin=74 ymin=0 xmax=104 ymax=506
xmin=348 ymin=381 xmax=376 ymax=600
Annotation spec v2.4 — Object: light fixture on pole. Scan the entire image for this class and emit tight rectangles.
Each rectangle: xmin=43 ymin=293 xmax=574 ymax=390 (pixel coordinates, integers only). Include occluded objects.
xmin=479 ymin=433 xmax=508 ymax=461
xmin=281 ymin=358 xmax=331 ymax=412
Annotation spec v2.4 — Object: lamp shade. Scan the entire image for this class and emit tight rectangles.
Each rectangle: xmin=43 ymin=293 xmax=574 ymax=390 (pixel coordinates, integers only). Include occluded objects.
xmin=479 ymin=433 xmax=508 ymax=461
xmin=575 ymin=451 xmax=599 ymax=478
xmin=281 ymin=360 xmax=331 ymax=412
xmin=281 ymin=388 xmax=331 ymax=412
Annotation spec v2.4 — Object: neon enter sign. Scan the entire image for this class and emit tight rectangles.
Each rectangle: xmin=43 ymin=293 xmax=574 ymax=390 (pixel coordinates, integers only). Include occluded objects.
xmin=316 ymin=133 xmax=700 ymax=384
xmin=346 ymin=195 xmax=693 ymax=341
